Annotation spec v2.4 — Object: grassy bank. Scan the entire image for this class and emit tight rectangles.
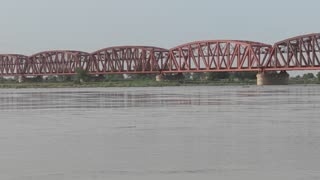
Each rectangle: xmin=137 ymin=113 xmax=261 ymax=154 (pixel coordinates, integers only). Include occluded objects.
xmin=0 ymin=80 xmax=257 ymax=89
xmin=288 ymin=79 xmax=320 ymax=85
xmin=2 ymin=79 xmax=319 ymax=89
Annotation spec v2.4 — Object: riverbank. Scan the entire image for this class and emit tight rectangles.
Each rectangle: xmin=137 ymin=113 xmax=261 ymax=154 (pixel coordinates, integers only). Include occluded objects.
xmin=0 ymin=79 xmax=319 ymax=89
xmin=0 ymin=80 xmax=258 ymax=89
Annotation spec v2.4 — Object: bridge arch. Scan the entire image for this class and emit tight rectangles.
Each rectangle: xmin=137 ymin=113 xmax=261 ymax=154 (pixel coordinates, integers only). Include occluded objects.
xmin=27 ymin=50 xmax=91 ymax=75
xmin=265 ymin=33 xmax=320 ymax=70
xmin=90 ymin=46 xmax=169 ymax=74
xmin=0 ymin=54 xmax=28 ymax=76
xmin=163 ymin=40 xmax=272 ymax=73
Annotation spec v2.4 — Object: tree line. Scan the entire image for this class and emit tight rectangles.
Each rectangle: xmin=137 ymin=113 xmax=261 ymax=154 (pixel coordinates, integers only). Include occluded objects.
xmin=1 ymin=70 xmax=320 ymax=83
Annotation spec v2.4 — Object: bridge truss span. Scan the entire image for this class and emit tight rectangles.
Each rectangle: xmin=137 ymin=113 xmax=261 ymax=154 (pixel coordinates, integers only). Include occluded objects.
xmin=0 ymin=54 xmax=28 ymax=76
xmin=162 ymin=40 xmax=272 ymax=73
xmin=1 ymin=33 xmax=320 ymax=77
xmin=264 ymin=33 xmax=320 ymax=71
xmin=90 ymin=46 xmax=169 ymax=74
xmin=26 ymin=50 xmax=91 ymax=76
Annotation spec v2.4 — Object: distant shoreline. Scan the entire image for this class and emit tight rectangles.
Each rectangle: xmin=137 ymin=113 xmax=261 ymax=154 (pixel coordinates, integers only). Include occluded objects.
xmin=0 ymin=80 xmax=319 ymax=89
xmin=0 ymin=80 xmax=255 ymax=89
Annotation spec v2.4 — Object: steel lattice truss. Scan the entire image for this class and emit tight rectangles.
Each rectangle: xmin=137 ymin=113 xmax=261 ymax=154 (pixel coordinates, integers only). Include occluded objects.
xmin=0 ymin=54 xmax=28 ymax=75
xmin=264 ymin=33 xmax=320 ymax=71
xmin=90 ymin=46 xmax=168 ymax=74
xmin=162 ymin=40 xmax=272 ymax=73
xmin=0 ymin=33 xmax=320 ymax=76
xmin=26 ymin=51 xmax=91 ymax=76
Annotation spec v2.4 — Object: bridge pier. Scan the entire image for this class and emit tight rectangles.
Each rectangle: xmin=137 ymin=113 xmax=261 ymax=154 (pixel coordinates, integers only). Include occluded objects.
xmin=17 ymin=76 xmax=26 ymax=83
xmin=156 ymin=74 xmax=164 ymax=82
xmin=257 ymin=71 xmax=289 ymax=85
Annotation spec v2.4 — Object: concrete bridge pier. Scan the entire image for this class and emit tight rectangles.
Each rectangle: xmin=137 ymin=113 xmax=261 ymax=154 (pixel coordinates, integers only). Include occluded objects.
xmin=256 ymin=71 xmax=289 ymax=85
xmin=156 ymin=74 xmax=164 ymax=82
xmin=17 ymin=76 xmax=26 ymax=83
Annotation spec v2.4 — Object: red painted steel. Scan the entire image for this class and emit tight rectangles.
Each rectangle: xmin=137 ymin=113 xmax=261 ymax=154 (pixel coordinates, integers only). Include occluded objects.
xmin=162 ymin=40 xmax=272 ymax=73
xmin=90 ymin=46 xmax=168 ymax=74
xmin=0 ymin=54 xmax=28 ymax=76
xmin=264 ymin=33 xmax=320 ymax=71
xmin=26 ymin=50 xmax=91 ymax=76
xmin=0 ymin=33 xmax=320 ymax=77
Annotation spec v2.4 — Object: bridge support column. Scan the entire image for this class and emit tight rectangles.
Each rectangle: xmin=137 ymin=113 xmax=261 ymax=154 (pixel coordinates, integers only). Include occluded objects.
xmin=256 ymin=71 xmax=289 ymax=85
xmin=17 ymin=76 xmax=26 ymax=83
xmin=156 ymin=74 xmax=164 ymax=82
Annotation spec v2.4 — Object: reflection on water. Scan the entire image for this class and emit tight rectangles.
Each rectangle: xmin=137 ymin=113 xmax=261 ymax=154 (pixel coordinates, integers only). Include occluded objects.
xmin=1 ymin=86 xmax=319 ymax=111
xmin=0 ymin=86 xmax=320 ymax=180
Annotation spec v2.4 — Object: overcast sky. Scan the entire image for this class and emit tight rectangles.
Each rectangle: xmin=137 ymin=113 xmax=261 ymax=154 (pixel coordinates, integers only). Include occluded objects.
xmin=0 ymin=0 xmax=319 ymax=55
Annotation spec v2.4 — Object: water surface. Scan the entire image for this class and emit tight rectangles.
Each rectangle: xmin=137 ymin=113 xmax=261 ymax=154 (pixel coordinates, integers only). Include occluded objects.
xmin=0 ymin=86 xmax=320 ymax=180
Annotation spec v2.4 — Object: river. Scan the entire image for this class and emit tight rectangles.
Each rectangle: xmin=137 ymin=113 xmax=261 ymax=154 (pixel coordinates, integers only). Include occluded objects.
xmin=0 ymin=86 xmax=320 ymax=180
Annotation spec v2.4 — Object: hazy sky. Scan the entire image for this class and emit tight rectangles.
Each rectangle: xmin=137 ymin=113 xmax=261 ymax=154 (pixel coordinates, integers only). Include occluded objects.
xmin=0 ymin=0 xmax=319 ymax=55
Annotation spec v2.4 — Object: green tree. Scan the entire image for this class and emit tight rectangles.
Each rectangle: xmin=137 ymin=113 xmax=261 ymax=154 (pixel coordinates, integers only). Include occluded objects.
xmin=303 ymin=73 xmax=315 ymax=80
xmin=183 ymin=73 xmax=192 ymax=80
xmin=105 ymin=74 xmax=124 ymax=81
xmin=57 ymin=75 xmax=73 ymax=82
xmin=127 ymin=74 xmax=155 ymax=80
xmin=192 ymin=73 xmax=207 ymax=81
xmin=317 ymin=72 xmax=320 ymax=82
xmin=32 ymin=76 xmax=43 ymax=82
xmin=162 ymin=73 xmax=185 ymax=81
xmin=207 ymin=72 xmax=230 ymax=81
xmin=47 ymin=75 xmax=57 ymax=82
xmin=232 ymin=72 xmax=257 ymax=80
xmin=75 ymin=68 xmax=90 ymax=83
xmin=0 ymin=77 xmax=5 ymax=82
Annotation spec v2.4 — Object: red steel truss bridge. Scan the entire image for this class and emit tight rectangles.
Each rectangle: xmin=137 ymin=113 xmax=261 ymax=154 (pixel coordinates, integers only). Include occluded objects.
xmin=1 ymin=33 xmax=320 ymax=76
